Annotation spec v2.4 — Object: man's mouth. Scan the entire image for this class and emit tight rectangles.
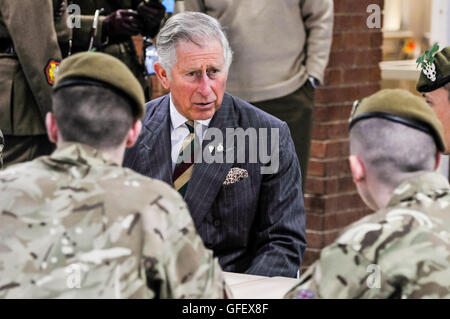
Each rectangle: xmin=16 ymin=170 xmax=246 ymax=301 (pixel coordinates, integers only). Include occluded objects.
xmin=194 ymin=101 xmax=215 ymax=108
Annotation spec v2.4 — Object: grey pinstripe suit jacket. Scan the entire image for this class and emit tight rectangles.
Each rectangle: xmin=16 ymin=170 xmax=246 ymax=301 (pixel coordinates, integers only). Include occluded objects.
xmin=123 ymin=93 xmax=306 ymax=278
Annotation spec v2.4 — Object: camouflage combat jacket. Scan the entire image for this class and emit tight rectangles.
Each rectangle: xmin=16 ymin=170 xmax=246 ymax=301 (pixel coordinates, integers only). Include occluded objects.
xmin=0 ymin=143 xmax=228 ymax=298
xmin=285 ymin=172 xmax=450 ymax=299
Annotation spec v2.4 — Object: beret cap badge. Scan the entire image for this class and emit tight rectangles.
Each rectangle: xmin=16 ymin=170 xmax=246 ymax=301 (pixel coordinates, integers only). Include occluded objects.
xmin=416 ymin=43 xmax=439 ymax=82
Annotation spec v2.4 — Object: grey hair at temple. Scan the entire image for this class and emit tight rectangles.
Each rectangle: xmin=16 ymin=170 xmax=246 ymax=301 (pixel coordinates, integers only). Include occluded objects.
xmin=155 ymin=11 xmax=233 ymax=76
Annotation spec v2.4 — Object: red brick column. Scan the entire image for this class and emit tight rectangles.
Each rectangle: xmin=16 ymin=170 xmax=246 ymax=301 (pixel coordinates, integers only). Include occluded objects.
xmin=302 ymin=0 xmax=384 ymax=270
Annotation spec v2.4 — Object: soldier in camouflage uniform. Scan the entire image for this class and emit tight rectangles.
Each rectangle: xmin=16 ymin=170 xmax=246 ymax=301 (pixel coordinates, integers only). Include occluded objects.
xmin=0 ymin=52 xmax=229 ymax=299
xmin=285 ymin=89 xmax=450 ymax=299
xmin=416 ymin=45 xmax=450 ymax=154
xmin=0 ymin=0 xmax=71 ymax=167
xmin=69 ymin=0 xmax=165 ymax=99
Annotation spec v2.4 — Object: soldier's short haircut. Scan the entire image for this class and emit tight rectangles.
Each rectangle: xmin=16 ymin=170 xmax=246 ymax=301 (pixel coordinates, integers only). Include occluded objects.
xmin=350 ymin=118 xmax=437 ymax=187
xmin=156 ymin=12 xmax=233 ymax=76
xmin=52 ymin=85 xmax=134 ymax=149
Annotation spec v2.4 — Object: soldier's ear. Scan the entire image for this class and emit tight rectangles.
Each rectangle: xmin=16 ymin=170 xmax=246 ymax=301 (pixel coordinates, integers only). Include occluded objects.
xmin=349 ymin=155 xmax=366 ymax=184
xmin=434 ymin=152 xmax=441 ymax=170
xmin=154 ymin=62 xmax=171 ymax=90
xmin=45 ymin=112 xmax=59 ymax=144
xmin=125 ymin=120 xmax=142 ymax=148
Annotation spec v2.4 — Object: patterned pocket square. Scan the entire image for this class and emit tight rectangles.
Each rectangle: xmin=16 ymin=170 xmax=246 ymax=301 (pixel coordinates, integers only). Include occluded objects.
xmin=223 ymin=167 xmax=249 ymax=185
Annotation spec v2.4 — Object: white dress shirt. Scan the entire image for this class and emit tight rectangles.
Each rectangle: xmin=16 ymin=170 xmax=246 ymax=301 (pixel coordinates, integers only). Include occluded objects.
xmin=170 ymin=94 xmax=212 ymax=172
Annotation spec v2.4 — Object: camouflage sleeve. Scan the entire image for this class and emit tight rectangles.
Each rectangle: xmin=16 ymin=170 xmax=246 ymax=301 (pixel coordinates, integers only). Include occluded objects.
xmin=140 ymin=181 xmax=229 ymax=299
xmin=285 ymin=243 xmax=393 ymax=299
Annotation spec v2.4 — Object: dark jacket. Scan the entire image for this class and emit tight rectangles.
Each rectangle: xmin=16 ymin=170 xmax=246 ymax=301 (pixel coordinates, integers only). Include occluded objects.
xmin=124 ymin=93 xmax=307 ymax=277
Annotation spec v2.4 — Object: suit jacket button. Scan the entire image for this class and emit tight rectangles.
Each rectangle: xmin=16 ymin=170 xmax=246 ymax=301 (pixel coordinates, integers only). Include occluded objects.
xmin=213 ymin=219 xmax=221 ymax=227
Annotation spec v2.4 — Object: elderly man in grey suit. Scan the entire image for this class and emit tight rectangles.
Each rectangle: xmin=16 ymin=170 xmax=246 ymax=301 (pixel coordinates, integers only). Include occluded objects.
xmin=124 ymin=12 xmax=306 ymax=278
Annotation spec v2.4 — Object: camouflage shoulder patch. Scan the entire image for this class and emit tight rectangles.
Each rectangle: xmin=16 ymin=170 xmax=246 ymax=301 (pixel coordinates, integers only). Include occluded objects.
xmin=45 ymin=59 xmax=61 ymax=85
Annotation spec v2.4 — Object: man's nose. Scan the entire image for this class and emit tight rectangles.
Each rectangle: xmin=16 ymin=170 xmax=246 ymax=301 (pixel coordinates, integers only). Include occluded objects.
xmin=197 ymin=73 xmax=213 ymax=96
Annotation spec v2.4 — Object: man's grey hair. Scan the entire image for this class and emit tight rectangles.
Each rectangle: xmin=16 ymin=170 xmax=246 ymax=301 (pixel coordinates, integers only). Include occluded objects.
xmin=156 ymin=12 xmax=233 ymax=76
xmin=350 ymin=118 xmax=437 ymax=188
xmin=52 ymin=85 xmax=134 ymax=149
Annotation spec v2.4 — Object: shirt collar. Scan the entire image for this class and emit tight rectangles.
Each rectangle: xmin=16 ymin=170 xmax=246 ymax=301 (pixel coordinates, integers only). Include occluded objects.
xmin=387 ymin=172 xmax=450 ymax=208
xmin=46 ymin=142 xmax=118 ymax=170
xmin=169 ymin=93 xmax=212 ymax=129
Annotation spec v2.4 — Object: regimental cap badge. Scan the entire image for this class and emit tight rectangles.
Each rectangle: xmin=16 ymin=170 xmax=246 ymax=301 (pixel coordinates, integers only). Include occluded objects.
xmin=45 ymin=59 xmax=61 ymax=86
xmin=349 ymin=98 xmax=363 ymax=124
xmin=416 ymin=43 xmax=439 ymax=82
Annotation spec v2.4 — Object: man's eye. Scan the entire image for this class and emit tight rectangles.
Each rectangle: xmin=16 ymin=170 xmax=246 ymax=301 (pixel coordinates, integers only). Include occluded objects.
xmin=208 ymin=69 xmax=220 ymax=77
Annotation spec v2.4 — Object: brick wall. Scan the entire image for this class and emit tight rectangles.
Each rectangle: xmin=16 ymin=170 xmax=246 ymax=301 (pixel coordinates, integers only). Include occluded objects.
xmin=302 ymin=0 xmax=384 ymax=270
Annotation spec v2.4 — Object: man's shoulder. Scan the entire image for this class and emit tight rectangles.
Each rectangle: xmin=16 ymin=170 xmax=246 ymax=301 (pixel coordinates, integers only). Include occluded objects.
xmin=0 ymin=157 xmax=50 ymax=184
xmin=119 ymin=166 xmax=188 ymax=213
xmin=121 ymin=167 xmax=180 ymax=195
xmin=0 ymin=158 xmax=184 ymax=212
xmin=332 ymin=198 xmax=450 ymax=262
xmin=143 ymin=94 xmax=169 ymax=119
xmin=225 ymin=93 xmax=287 ymax=129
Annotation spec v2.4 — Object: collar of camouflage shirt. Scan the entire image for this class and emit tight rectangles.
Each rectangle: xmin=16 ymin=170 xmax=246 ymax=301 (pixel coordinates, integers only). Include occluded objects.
xmin=386 ymin=172 xmax=450 ymax=208
xmin=44 ymin=142 xmax=118 ymax=174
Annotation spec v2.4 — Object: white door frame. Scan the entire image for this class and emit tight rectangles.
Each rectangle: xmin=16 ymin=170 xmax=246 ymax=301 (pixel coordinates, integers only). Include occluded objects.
xmin=431 ymin=0 xmax=449 ymax=178
xmin=430 ymin=0 xmax=449 ymax=46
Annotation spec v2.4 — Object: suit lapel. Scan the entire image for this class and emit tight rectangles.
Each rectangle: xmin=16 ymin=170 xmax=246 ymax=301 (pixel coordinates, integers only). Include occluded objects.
xmin=185 ymin=94 xmax=236 ymax=227
xmin=139 ymin=95 xmax=173 ymax=185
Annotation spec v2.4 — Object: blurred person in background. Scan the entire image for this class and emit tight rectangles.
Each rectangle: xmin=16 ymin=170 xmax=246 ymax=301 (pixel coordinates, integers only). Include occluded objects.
xmin=69 ymin=0 xmax=166 ymax=99
xmin=0 ymin=0 xmax=71 ymax=167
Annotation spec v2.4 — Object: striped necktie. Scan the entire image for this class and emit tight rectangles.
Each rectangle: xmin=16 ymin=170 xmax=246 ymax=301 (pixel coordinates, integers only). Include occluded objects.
xmin=173 ymin=120 xmax=199 ymax=197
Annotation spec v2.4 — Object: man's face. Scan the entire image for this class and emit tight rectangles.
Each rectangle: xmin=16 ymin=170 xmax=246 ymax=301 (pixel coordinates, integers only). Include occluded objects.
xmin=164 ymin=39 xmax=227 ymax=120
xmin=423 ymin=87 xmax=450 ymax=153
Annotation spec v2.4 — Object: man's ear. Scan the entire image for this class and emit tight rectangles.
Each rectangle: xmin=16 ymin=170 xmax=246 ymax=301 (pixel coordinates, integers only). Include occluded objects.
xmin=45 ymin=112 xmax=59 ymax=144
xmin=434 ymin=152 xmax=441 ymax=171
xmin=154 ymin=62 xmax=170 ymax=90
xmin=125 ymin=120 xmax=142 ymax=148
xmin=349 ymin=155 xmax=366 ymax=184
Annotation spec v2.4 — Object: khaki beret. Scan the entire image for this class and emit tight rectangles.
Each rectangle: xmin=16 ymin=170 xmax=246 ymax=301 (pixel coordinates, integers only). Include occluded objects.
xmin=416 ymin=46 xmax=450 ymax=93
xmin=349 ymin=89 xmax=446 ymax=152
xmin=54 ymin=52 xmax=145 ymax=119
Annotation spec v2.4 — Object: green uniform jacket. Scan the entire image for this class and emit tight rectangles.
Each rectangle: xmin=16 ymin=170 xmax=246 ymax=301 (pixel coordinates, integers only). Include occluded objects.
xmin=0 ymin=143 xmax=229 ymax=298
xmin=285 ymin=172 xmax=450 ymax=299
xmin=0 ymin=0 xmax=71 ymax=135
xmin=70 ymin=0 xmax=148 ymax=94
